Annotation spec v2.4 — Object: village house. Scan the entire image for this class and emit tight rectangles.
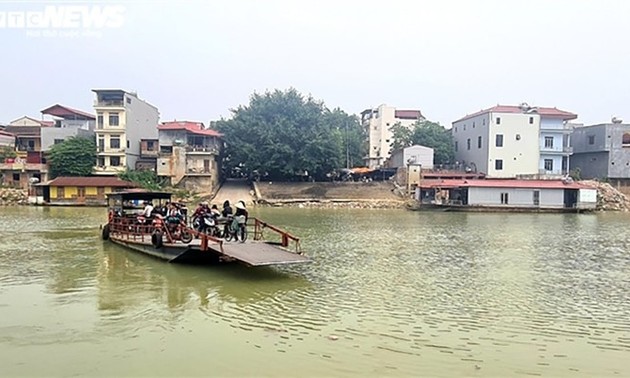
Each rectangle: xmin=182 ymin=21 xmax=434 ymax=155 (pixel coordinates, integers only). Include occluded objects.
xmin=570 ymin=119 xmax=630 ymax=193
xmin=361 ymin=104 xmax=424 ymax=169
xmin=36 ymin=176 xmax=136 ymax=206
xmin=0 ymin=130 xmax=15 ymax=147
xmin=0 ymin=116 xmax=52 ymax=189
xmin=40 ymin=104 xmax=95 ymax=151
xmin=452 ymin=104 xmax=577 ymax=178
xmin=156 ymin=121 xmax=222 ymax=192
xmin=417 ymin=178 xmax=596 ymax=211
xmin=93 ymin=89 xmax=160 ymax=175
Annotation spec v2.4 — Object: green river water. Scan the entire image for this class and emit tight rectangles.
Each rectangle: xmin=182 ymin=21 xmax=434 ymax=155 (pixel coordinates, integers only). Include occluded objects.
xmin=0 ymin=206 xmax=629 ymax=377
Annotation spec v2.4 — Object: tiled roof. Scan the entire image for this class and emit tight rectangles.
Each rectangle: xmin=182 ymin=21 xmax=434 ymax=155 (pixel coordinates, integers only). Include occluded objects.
xmin=395 ymin=110 xmax=423 ymax=119
xmin=421 ymin=179 xmax=591 ymax=190
xmin=41 ymin=104 xmax=95 ymax=120
xmin=454 ymin=105 xmax=577 ymax=123
xmin=47 ymin=176 xmax=137 ymax=187
xmin=157 ymin=121 xmax=222 ymax=137
xmin=0 ymin=130 xmax=14 ymax=137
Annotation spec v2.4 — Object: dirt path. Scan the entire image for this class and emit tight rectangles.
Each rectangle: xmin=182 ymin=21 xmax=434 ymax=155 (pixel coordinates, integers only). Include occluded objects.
xmin=210 ymin=179 xmax=255 ymax=207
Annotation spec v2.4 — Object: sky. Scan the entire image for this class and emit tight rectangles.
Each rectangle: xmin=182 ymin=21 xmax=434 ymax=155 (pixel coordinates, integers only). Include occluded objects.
xmin=1 ymin=0 xmax=629 ymax=127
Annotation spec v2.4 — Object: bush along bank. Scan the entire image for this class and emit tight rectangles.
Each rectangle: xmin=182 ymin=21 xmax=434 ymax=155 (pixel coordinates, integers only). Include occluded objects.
xmin=0 ymin=188 xmax=28 ymax=206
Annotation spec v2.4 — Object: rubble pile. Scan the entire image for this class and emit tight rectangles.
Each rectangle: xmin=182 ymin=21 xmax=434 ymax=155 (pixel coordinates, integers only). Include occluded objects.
xmin=0 ymin=188 xmax=28 ymax=206
xmin=581 ymin=180 xmax=630 ymax=211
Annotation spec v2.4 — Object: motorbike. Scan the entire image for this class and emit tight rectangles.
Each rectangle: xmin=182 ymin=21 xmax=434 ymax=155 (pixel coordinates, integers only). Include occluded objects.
xmin=150 ymin=214 xmax=193 ymax=248
xmin=224 ymin=215 xmax=248 ymax=243
xmin=192 ymin=214 xmax=222 ymax=238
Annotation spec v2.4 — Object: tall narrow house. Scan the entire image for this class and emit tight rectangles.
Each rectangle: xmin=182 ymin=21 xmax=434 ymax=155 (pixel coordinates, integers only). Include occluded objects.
xmin=92 ymin=89 xmax=159 ymax=175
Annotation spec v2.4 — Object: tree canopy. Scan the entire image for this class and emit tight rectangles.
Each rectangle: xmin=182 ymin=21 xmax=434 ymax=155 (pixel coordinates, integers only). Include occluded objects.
xmin=389 ymin=120 xmax=455 ymax=165
xmin=47 ymin=136 xmax=96 ymax=178
xmin=216 ymin=88 xmax=365 ymax=180
xmin=118 ymin=169 xmax=166 ymax=191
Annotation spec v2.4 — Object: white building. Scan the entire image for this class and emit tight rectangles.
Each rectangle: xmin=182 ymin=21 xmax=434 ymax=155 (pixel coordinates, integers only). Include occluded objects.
xmin=40 ymin=104 xmax=95 ymax=151
xmin=361 ymin=104 xmax=424 ymax=169
xmin=388 ymin=145 xmax=434 ymax=169
xmin=452 ymin=104 xmax=576 ymax=178
xmin=93 ymin=89 xmax=160 ymax=175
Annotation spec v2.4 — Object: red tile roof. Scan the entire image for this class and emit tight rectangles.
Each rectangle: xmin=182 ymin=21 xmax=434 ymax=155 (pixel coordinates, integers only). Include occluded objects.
xmin=47 ymin=176 xmax=137 ymax=187
xmin=395 ymin=110 xmax=424 ymax=120
xmin=454 ymin=105 xmax=577 ymax=123
xmin=421 ymin=179 xmax=592 ymax=190
xmin=41 ymin=104 xmax=95 ymax=120
xmin=157 ymin=121 xmax=223 ymax=137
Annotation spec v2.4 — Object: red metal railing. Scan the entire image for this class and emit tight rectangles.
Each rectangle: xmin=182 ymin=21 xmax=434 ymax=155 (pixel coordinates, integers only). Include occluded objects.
xmin=252 ymin=218 xmax=302 ymax=253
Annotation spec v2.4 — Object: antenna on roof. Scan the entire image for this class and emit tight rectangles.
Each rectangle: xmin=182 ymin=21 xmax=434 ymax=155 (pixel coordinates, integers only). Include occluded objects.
xmin=612 ymin=116 xmax=623 ymax=124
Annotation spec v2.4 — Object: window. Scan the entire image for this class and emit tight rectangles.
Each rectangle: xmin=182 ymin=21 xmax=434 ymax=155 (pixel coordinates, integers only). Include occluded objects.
xmin=126 ymin=97 xmax=131 ymax=104
xmin=477 ymin=136 xmax=482 ymax=148
xmin=496 ymin=117 xmax=501 ymax=125
xmin=110 ymin=156 xmax=121 ymax=166
xmin=97 ymin=113 xmax=103 ymax=128
xmin=623 ymin=133 xmax=630 ymax=146
xmin=455 ymin=141 xmax=458 ymax=152
xmin=28 ymin=140 xmax=35 ymax=150
xmin=57 ymin=187 xmax=65 ymax=198
xmin=544 ymin=136 xmax=554 ymax=148
xmin=495 ymin=134 xmax=504 ymax=147
xmin=464 ymin=124 xmax=466 ymax=131
xmin=454 ymin=127 xmax=457 ymax=133
xmin=127 ymin=140 xmax=130 ymax=148
xmin=495 ymin=159 xmax=503 ymax=170
xmin=147 ymin=140 xmax=155 ymax=150
xmin=12 ymin=173 xmax=20 ymax=181
xmin=473 ymin=121 xmax=476 ymax=128
xmin=467 ymin=138 xmax=471 ymax=150
xmin=109 ymin=113 xmax=119 ymax=126
xmin=500 ymin=192 xmax=509 ymax=204
xmin=482 ymin=118 xmax=486 ymax=125
xmin=516 ymin=134 xmax=521 ymax=141
xmin=544 ymin=159 xmax=553 ymax=171
xmin=97 ymin=157 xmax=105 ymax=167
xmin=588 ymin=135 xmax=595 ymax=145
xmin=54 ymin=139 xmax=64 ymax=145
xmin=529 ymin=117 xmax=534 ymax=124
xmin=110 ymin=137 xmax=120 ymax=149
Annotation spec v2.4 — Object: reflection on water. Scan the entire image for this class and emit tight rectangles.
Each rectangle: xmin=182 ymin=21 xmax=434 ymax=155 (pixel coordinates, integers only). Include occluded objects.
xmin=0 ymin=206 xmax=629 ymax=377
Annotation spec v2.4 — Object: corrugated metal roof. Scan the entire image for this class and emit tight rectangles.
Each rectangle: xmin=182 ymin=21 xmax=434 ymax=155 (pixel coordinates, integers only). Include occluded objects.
xmin=46 ymin=176 xmax=137 ymax=187
xmin=421 ymin=179 xmax=593 ymax=190
xmin=40 ymin=104 xmax=95 ymax=120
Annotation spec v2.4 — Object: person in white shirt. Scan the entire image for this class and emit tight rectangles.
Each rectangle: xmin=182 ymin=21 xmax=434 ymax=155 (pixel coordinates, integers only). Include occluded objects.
xmin=142 ymin=201 xmax=154 ymax=218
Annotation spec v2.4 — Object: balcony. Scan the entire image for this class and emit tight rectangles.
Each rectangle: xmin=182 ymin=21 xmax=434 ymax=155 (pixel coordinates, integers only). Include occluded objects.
xmin=0 ymin=162 xmax=48 ymax=172
xmin=94 ymin=100 xmax=125 ymax=108
xmin=541 ymin=146 xmax=573 ymax=155
xmin=97 ymin=147 xmax=126 ymax=155
xmin=93 ymin=165 xmax=125 ymax=175
xmin=186 ymin=167 xmax=213 ymax=176
xmin=185 ymin=145 xmax=219 ymax=155
xmin=540 ymin=124 xmax=574 ymax=133
xmin=16 ymin=145 xmax=38 ymax=152
xmin=140 ymin=149 xmax=159 ymax=158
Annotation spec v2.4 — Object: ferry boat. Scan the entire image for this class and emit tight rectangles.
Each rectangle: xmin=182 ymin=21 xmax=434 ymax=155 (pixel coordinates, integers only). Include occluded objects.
xmin=100 ymin=190 xmax=310 ymax=266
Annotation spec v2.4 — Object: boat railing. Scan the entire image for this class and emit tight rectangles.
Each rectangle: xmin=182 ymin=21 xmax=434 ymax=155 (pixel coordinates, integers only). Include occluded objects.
xmin=252 ymin=218 xmax=302 ymax=254
xmin=109 ymin=216 xmax=155 ymax=243
xmin=187 ymin=227 xmax=225 ymax=253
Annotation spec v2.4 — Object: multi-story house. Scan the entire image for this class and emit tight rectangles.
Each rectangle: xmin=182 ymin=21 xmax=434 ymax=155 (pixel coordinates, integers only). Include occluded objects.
xmin=360 ymin=104 xmax=424 ymax=169
xmin=0 ymin=116 xmax=52 ymax=188
xmin=156 ymin=121 xmax=222 ymax=191
xmin=93 ymin=89 xmax=159 ymax=175
xmin=40 ymin=104 xmax=95 ymax=151
xmin=570 ymin=119 xmax=630 ymax=188
xmin=452 ymin=104 xmax=576 ymax=178
xmin=0 ymin=130 xmax=14 ymax=147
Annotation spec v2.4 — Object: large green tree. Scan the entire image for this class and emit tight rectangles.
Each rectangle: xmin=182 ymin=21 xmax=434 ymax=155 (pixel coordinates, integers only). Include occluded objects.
xmin=389 ymin=120 xmax=455 ymax=165
xmin=216 ymin=88 xmax=365 ymax=180
xmin=47 ymin=136 xmax=96 ymax=178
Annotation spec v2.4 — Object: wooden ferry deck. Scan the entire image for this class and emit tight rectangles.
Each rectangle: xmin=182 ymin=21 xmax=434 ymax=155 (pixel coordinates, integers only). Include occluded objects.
xmin=181 ymin=239 xmax=310 ymax=266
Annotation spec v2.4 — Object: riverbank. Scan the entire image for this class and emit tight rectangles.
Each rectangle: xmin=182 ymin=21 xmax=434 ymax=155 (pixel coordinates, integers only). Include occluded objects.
xmin=0 ymin=188 xmax=27 ymax=206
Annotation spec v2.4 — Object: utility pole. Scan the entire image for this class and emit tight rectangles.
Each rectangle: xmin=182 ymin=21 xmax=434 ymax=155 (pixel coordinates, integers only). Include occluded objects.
xmin=345 ymin=122 xmax=350 ymax=169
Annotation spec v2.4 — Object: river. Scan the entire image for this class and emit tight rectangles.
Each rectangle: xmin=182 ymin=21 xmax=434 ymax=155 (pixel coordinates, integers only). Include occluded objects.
xmin=0 ymin=206 xmax=629 ymax=377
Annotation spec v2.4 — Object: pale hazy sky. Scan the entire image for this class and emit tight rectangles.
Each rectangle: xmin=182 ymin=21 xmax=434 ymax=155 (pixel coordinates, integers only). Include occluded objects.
xmin=1 ymin=0 xmax=629 ymax=127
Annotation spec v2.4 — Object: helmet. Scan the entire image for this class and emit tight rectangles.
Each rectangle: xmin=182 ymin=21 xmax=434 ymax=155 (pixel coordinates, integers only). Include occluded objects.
xmin=235 ymin=202 xmax=246 ymax=210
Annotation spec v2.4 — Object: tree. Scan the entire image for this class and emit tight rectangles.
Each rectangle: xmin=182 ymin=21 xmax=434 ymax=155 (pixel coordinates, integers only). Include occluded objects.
xmin=216 ymin=88 xmax=365 ymax=180
xmin=118 ymin=169 xmax=166 ymax=191
xmin=389 ymin=120 xmax=455 ymax=165
xmin=47 ymin=136 xmax=96 ymax=178
xmin=0 ymin=145 xmax=17 ymax=163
